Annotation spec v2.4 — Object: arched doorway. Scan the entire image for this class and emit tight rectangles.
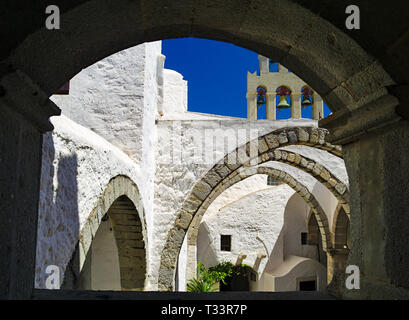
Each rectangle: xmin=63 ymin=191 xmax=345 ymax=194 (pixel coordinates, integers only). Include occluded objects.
xmin=77 ymin=196 xmax=146 ymax=291
xmin=61 ymin=176 xmax=148 ymax=291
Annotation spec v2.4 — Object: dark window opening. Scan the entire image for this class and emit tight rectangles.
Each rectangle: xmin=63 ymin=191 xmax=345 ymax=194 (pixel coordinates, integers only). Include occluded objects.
xmin=299 ymin=280 xmax=316 ymax=291
xmin=301 ymin=232 xmax=308 ymax=245
xmin=220 ymin=235 xmax=231 ymax=251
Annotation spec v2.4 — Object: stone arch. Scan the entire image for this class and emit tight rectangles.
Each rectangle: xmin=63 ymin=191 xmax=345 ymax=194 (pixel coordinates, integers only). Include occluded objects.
xmin=327 ymin=204 xmax=351 ymax=294
xmin=267 ymin=149 xmax=349 ymax=210
xmin=62 ymin=175 xmax=148 ymax=291
xmin=332 ymin=204 xmax=350 ymax=250
xmin=0 ymin=0 xmax=406 ymax=300
xmin=4 ymin=0 xmax=394 ymax=120
xmin=181 ymin=126 xmax=347 ymax=226
xmin=306 ymin=210 xmax=320 ymax=246
xmin=160 ymin=126 xmax=345 ymax=290
xmin=306 ymin=211 xmax=328 ymax=266
xmin=160 ymin=165 xmax=333 ymax=291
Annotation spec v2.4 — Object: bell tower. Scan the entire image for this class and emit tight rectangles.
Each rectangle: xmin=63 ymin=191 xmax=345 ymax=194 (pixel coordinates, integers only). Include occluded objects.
xmin=246 ymin=55 xmax=324 ymax=120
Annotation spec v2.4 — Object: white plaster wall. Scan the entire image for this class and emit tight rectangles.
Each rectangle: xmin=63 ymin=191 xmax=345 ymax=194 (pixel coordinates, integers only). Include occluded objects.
xmin=35 ymin=115 xmax=149 ymax=289
xmin=78 ymin=218 xmax=121 ymax=290
xmin=161 ymin=69 xmax=188 ymax=117
xmin=197 ymin=185 xmax=295 ymax=278
xmin=205 ymin=175 xmax=271 ymax=217
xmin=151 ymin=118 xmax=319 ymax=287
xmin=44 ymin=42 xmax=162 ymax=290
xmin=196 ymin=183 xmax=329 ymax=292
xmin=50 ymin=43 xmax=158 ymax=163
xmin=281 ymin=193 xmax=318 ymax=260
xmin=269 ymin=256 xmax=327 ymax=292
xmin=261 ymin=161 xmax=339 ymax=230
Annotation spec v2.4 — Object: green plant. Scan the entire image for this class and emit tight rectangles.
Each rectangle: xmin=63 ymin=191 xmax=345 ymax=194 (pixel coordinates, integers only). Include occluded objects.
xmin=186 ymin=278 xmax=215 ymax=292
xmin=186 ymin=263 xmax=218 ymax=292
xmin=186 ymin=261 xmax=251 ymax=292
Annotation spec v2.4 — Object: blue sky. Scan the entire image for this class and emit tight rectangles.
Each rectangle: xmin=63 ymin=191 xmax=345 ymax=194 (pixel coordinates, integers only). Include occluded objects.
xmin=162 ymin=38 xmax=331 ymax=119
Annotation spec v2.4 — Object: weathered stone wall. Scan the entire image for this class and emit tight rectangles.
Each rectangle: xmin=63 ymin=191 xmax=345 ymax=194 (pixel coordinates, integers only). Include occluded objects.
xmin=152 ymin=119 xmax=320 ymax=287
xmin=41 ymin=42 xmax=163 ymax=289
xmin=35 ymin=115 xmax=148 ymax=289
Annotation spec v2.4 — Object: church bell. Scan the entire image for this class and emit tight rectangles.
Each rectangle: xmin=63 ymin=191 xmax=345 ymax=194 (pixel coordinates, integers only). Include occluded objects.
xmin=257 ymin=94 xmax=266 ymax=107
xmin=257 ymin=88 xmax=266 ymax=107
xmin=301 ymin=88 xmax=313 ymax=107
xmin=277 ymin=95 xmax=291 ymax=109
xmin=301 ymin=94 xmax=313 ymax=106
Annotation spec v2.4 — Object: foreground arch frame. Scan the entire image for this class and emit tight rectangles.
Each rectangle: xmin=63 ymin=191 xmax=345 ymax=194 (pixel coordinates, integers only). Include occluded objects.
xmin=62 ymin=175 xmax=148 ymax=291
xmin=1 ymin=0 xmax=408 ymax=299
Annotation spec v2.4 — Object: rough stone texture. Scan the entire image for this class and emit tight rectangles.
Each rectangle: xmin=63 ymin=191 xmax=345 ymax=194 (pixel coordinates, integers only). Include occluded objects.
xmin=1 ymin=0 xmax=408 ymax=299
xmin=50 ymin=42 xmax=160 ymax=164
xmin=342 ymin=122 xmax=409 ymax=299
xmin=0 ymin=106 xmax=44 ymax=298
xmin=35 ymin=115 xmax=149 ymax=289
xmin=153 ymin=120 xmax=321 ymax=288
xmin=169 ymin=161 xmax=341 ymax=290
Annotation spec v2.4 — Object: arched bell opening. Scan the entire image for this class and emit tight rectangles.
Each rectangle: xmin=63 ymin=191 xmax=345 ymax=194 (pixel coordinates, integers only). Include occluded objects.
xmin=301 ymin=86 xmax=314 ymax=119
xmin=256 ymin=86 xmax=267 ymax=119
xmin=275 ymin=86 xmax=292 ymax=119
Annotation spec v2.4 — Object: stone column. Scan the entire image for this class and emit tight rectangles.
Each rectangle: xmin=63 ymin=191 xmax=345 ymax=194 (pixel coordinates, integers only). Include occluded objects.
xmin=0 ymin=71 xmax=60 ymax=299
xmin=291 ymin=93 xmax=301 ymax=119
xmin=266 ymin=92 xmax=276 ymax=120
xmin=341 ymin=123 xmax=409 ymax=299
xmin=327 ymin=248 xmax=349 ymax=296
xmin=321 ymin=91 xmax=409 ymax=298
xmin=319 ymin=90 xmax=409 ymax=298
xmin=246 ymin=93 xmax=257 ymax=120
xmin=312 ymin=94 xmax=324 ymax=120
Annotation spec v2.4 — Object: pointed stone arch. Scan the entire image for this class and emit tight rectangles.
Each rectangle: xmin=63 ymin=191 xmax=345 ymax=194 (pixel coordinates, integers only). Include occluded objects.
xmin=327 ymin=204 xmax=351 ymax=295
xmin=159 ymin=163 xmax=334 ymax=291
xmin=62 ymin=175 xmax=148 ymax=291
xmin=159 ymin=126 xmax=346 ymax=291
xmin=332 ymin=204 xmax=350 ymax=250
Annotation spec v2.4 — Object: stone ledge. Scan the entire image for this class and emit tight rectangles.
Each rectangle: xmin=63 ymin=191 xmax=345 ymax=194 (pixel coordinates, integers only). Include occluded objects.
xmin=32 ymin=289 xmax=336 ymax=300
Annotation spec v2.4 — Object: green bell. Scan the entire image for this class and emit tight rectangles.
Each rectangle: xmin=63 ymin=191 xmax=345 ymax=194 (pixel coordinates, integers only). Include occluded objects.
xmin=277 ymin=95 xmax=291 ymax=109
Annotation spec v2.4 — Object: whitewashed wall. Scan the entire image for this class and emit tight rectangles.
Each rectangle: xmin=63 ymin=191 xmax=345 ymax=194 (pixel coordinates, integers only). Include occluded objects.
xmin=36 ymin=40 xmax=344 ymax=291
xmin=45 ymin=42 xmax=162 ymax=289
xmin=197 ymin=185 xmax=294 ymax=276
xmin=35 ymin=115 xmax=146 ymax=288
xmin=197 ymin=184 xmax=328 ymax=292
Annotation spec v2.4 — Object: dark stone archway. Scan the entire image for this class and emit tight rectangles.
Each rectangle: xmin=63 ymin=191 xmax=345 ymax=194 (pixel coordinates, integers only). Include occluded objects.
xmin=0 ymin=0 xmax=408 ymax=299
